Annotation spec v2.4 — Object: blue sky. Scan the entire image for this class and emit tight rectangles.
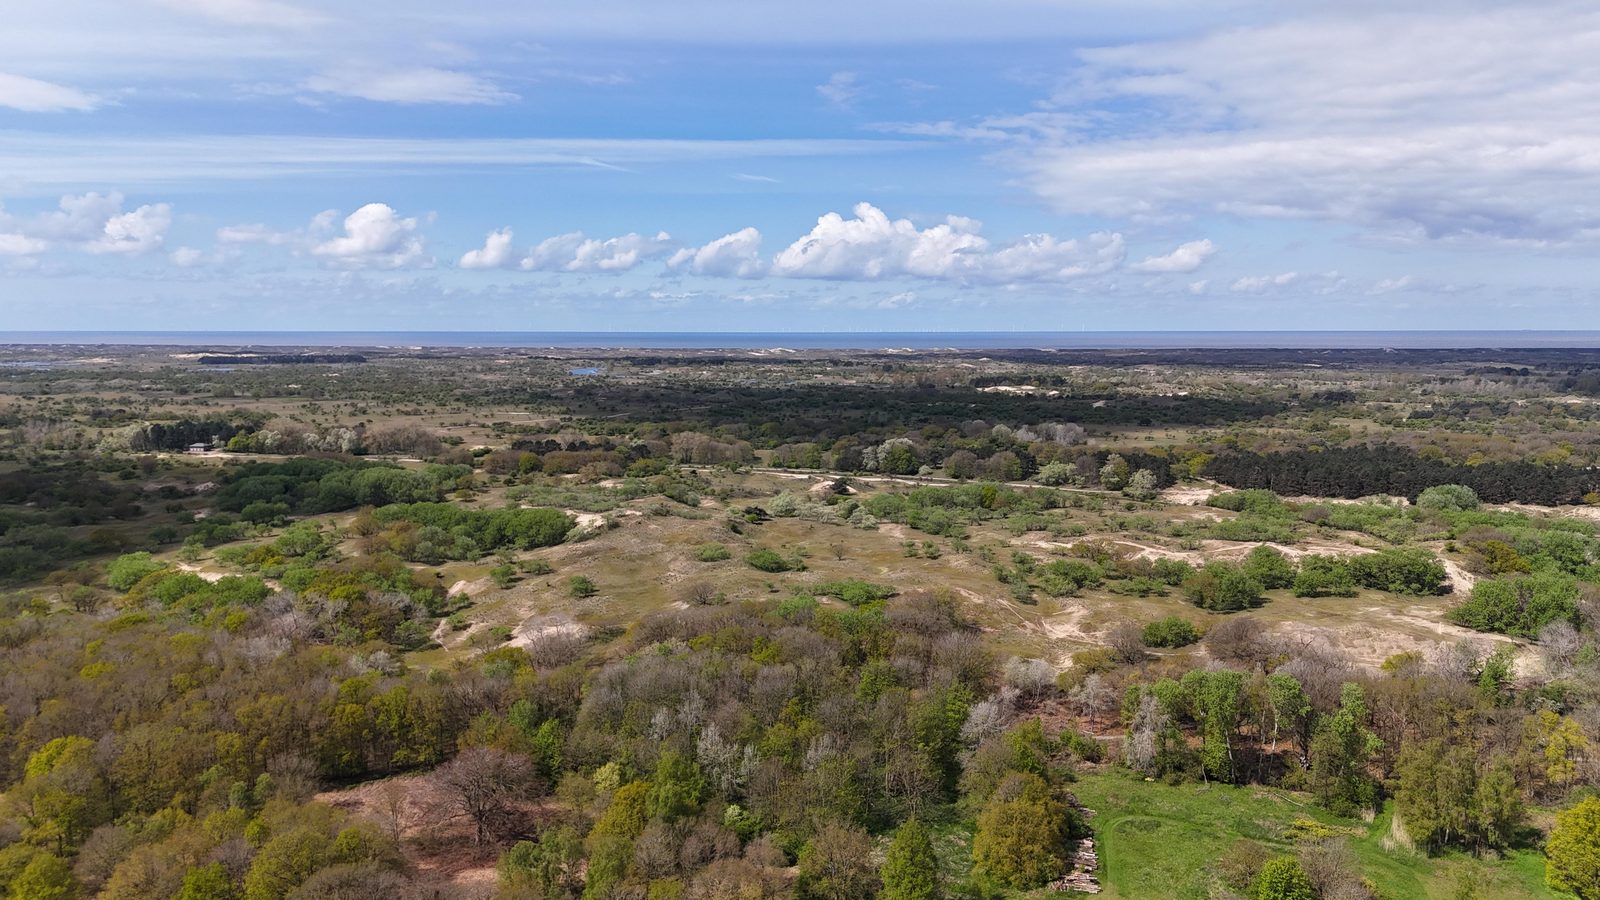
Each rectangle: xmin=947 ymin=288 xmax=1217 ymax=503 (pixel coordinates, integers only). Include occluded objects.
xmin=2 ymin=0 xmax=1598 ymax=331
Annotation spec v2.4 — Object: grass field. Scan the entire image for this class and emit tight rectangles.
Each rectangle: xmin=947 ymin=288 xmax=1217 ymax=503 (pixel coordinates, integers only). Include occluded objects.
xmin=1068 ymin=772 xmax=1558 ymax=899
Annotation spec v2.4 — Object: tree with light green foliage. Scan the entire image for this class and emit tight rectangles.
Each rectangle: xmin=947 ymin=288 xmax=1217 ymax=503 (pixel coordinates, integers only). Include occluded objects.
xmin=1395 ymin=739 xmax=1522 ymax=853
xmin=1416 ymin=484 xmax=1480 ymax=512
xmin=176 ymin=863 xmax=236 ymax=900
xmin=971 ymin=772 xmax=1072 ymax=890
xmin=881 ymin=818 xmax=941 ymax=900
xmin=19 ymin=736 xmax=109 ymax=851
xmin=1181 ymin=669 xmax=1247 ymax=782
xmin=1308 ymin=684 xmax=1381 ymax=815
xmin=1099 ymin=454 xmax=1130 ymax=491
xmin=1035 ymin=462 xmax=1076 ymax=487
xmin=243 ymin=828 xmax=327 ymax=900
xmin=499 ymin=826 xmax=583 ymax=900
xmin=1547 ymin=797 xmax=1600 ymax=899
xmin=1264 ymin=673 xmax=1311 ymax=759
xmin=1251 ymin=857 xmax=1314 ymax=900
xmin=648 ymin=751 xmax=706 ymax=822
xmin=1123 ymin=469 xmax=1158 ymax=500
xmin=10 ymin=853 xmax=78 ymax=900
xmin=106 ymin=552 xmax=167 ymax=592
xmin=1242 ymin=546 xmax=1296 ymax=590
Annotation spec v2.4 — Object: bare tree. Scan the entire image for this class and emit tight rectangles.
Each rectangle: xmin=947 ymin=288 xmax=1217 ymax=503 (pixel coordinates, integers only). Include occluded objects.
xmin=678 ymin=581 xmax=723 ymax=607
xmin=1107 ymin=623 xmax=1148 ymax=665
xmin=1539 ymin=621 xmax=1585 ymax=671
xmin=1204 ymin=617 xmax=1271 ymax=669
xmin=266 ymin=753 xmax=321 ymax=802
xmin=434 ymin=747 xmax=537 ymax=845
xmin=1296 ymin=839 xmax=1376 ymax=900
xmin=376 ymin=779 xmax=411 ymax=842
xmin=1070 ymin=673 xmax=1114 ymax=728
xmin=1124 ymin=693 xmax=1167 ymax=774
xmin=1002 ymin=657 xmax=1058 ymax=701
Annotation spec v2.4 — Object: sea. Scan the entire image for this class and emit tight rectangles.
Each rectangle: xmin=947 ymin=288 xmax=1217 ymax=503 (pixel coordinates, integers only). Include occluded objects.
xmin=5 ymin=330 xmax=1600 ymax=350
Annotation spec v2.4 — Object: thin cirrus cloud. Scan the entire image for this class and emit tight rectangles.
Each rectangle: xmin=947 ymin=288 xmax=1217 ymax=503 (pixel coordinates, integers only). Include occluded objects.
xmin=0 ymin=71 xmax=99 ymax=113
xmin=302 ymin=67 xmax=519 ymax=105
xmin=816 ymin=72 xmax=861 ymax=109
xmin=151 ymin=0 xmax=328 ymax=28
xmin=0 ymin=134 xmax=910 ymax=190
xmin=1012 ymin=2 xmax=1600 ymax=244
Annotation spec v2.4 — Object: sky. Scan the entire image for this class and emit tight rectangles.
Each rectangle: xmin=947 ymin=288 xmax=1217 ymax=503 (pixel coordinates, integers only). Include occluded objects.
xmin=1 ymin=0 xmax=1599 ymax=332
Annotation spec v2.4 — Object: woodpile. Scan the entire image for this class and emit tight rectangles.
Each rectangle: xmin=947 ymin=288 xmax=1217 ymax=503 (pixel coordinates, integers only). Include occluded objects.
xmin=1051 ymin=835 xmax=1102 ymax=894
xmin=1050 ymin=799 xmax=1102 ymax=894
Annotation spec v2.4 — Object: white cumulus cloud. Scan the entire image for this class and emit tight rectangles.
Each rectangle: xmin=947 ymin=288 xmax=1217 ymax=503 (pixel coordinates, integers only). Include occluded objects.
xmin=311 ymin=203 xmax=429 ymax=268
xmin=524 ymin=231 xmax=674 ymax=273
xmin=0 ymin=233 xmax=48 ymax=256
xmin=1230 ymin=272 xmax=1299 ymax=293
xmin=1130 ymin=238 xmax=1216 ymax=273
xmin=768 ymin=202 xmax=1125 ymax=284
xmin=460 ymin=228 xmax=675 ymax=272
xmin=669 ymin=227 xmax=767 ymax=278
xmin=0 ymin=192 xmax=172 ymax=256
xmin=91 ymin=203 xmax=173 ymax=254
xmin=981 ymin=231 xmax=1125 ymax=283
xmin=772 ymin=203 xmax=988 ymax=280
xmin=459 ymin=228 xmax=517 ymax=269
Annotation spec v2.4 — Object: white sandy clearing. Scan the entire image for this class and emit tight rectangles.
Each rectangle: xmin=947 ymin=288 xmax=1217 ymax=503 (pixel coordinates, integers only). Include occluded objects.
xmin=508 ymin=616 xmax=588 ymax=649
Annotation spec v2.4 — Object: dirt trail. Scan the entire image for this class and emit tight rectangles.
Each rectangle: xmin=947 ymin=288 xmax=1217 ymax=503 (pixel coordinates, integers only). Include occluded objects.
xmin=176 ymin=563 xmax=226 ymax=583
xmin=1022 ymin=536 xmax=1373 ymax=566
xmin=1440 ymin=557 xmax=1477 ymax=594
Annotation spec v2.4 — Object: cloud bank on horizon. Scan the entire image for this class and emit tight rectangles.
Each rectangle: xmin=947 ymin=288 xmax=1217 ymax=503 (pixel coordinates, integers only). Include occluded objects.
xmin=1 ymin=0 xmax=1597 ymax=330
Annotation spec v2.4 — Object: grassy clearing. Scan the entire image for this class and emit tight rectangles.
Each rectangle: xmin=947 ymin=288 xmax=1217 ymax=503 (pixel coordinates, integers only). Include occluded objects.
xmin=1069 ymin=772 xmax=1556 ymax=899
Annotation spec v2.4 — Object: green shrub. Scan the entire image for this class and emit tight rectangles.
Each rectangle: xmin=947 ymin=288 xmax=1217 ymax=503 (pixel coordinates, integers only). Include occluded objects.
xmin=1346 ymin=548 xmax=1447 ymax=595
xmin=1251 ymin=857 xmax=1314 ymax=900
xmin=1036 ymin=559 xmax=1102 ymax=597
xmin=1416 ymin=484 xmax=1480 ymax=512
xmin=1183 ymin=563 xmax=1263 ymax=612
xmin=811 ymin=579 xmax=896 ymax=606
xmin=1292 ymin=555 xmax=1357 ymax=597
xmin=1449 ymin=573 xmax=1583 ymax=637
xmin=694 ymin=543 xmax=732 ymax=562
xmin=745 ymin=549 xmax=799 ymax=573
xmin=1242 ymin=546 xmax=1296 ymax=590
xmin=108 ymin=552 xmax=168 ymax=592
xmin=1142 ymin=616 xmax=1201 ymax=648
xmin=1151 ymin=558 xmax=1195 ymax=586
xmin=490 ymin=565 xmax=517 ymax=589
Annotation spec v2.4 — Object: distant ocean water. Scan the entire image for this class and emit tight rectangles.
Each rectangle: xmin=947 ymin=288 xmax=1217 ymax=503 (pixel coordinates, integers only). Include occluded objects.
xmin=6 ymin=331 xmax=1600 ymax=350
